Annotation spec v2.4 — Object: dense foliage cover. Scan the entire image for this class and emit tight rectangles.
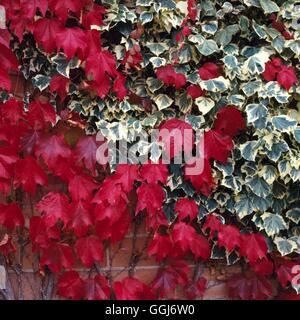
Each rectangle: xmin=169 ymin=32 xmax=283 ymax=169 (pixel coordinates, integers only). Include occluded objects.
xmin=0 ymin=0 xmax=299 ymax=300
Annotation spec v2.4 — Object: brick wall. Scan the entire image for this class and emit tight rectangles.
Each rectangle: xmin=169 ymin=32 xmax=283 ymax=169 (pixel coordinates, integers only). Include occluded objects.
xmin=0 ymin=73 xmax=239 ymax=300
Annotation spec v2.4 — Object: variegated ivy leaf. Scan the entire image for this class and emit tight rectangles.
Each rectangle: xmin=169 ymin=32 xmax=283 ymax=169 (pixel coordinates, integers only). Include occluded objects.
xmin=286 ymin=208 xmax=300 ymax=224
xmin=278 ymin=159 xmax=291 ymax=178
xmin=196 ymin=39 xmax=219 ymax=56
xmin=247 ymin=175 xmax=271 ymax=198
xmin=51 ymin=54 xmax=78 ymax=78
xmin=258 ymin=165 xmax=277 ymax=185
xmin=294 ymin=128 xmax=300 ymax=144
xmin=185 ymin=115 xmax=204 ymax=130
xmin=146 ymin=77 xmax=164 ymax=93
xmin=32 ymin=74 xmax=51 ymax=91
xmin=200 ymin=76 xmax=230 ymax=93
xmin=234 ymin=193 xmax=254 ymax=219
xmin=139 ymin=11 xmax=154 ymax=24
xmin=266 ymin=141 xmax=289 ymax=162
xmin=222 ymin=176 xmax=242 ymax=192
xmin=259 ymin=0 xmax=280 ymax=14
xmin=136 ymin=0 xmax=154 ymax=6
xmin=153 ymin=94 xmax=173 ymax=110
xmin=201 ymin=21 xmax=218 ymax=35
xmin=258 ymin=81 xmax=290 ymax=103
xmin=244 ymin=51 xmax=270 ymax=74
xmin=274 ymin=237 xmax=298 ymax=256
xmin=215 ymin=25 xmax=240 ymax=47
xmin=261 ymin=212 xmax=288 ymax=237
xmin=245 ymin=103 xmax=268 ymax=129
xmin=242 ymin=80 xmax=263 ymax=97
xmin=228 ymin=95 xmax=245 ymax=107
xmin=146 ymin=42 xmax=169 ymax=56
xmin=240 ymin=140 xmax=260 ymax=161
xmin=272 ymin=115 xmax=298 ymax=132
xmin=252 ymin=194 xmax=272 ymax=212
xmin=194 ymin=97 xmax=215 ymax=115
xmin=149 ymin=57 xmax=166 ymax=68
xmin=176 ymin=93 xmax=192 ymax=113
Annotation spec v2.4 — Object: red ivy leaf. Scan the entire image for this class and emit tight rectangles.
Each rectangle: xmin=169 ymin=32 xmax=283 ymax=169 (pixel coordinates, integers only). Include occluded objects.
xmin=75 ymin=235 xmax=104 ymax=267
xmin=186 ymin=84 xmax=205 ymax=99
xmin=35 ymin=192 xmax=72 ymax=228
xmin=114 ymin=277 xmax=155 ymax=300
xmin=262 ymin=58 xmax=283 ymax=81
xmin=185 ymin=277 xmax=207 ymax=300
xmin=252 ymin=258 xmax=274 ymax=276
xmin=156 ymin=65 xmax=186 ymax=89
xmin=277 ymin=65 xmax=297 ymax=90
xmin=0 ymin=98 xmax=25 ymax=125
xmin=48 ymin=0 xmax=86 ymax=22
xmin=174 ymin=198 xmax=198 ymax=220
xmin=184 ymin=158 xmax=215 ymax=196
xmin=227 ymin=273 xmax=273 ymax=300
xmin=159 ymin=118 xmax=194 ymax=159
xmin=198 ymin=62 xmax=220 ymax=80
xmin=40 ymin=242 xmax=74 ymax=273
xmin=33 ymin=18 xmax=63 ymax=53
xmin=213 ymin=106 xmax=246 ymax=137
xmin=27 ymin=100 xmax=56 ymax=130
xmin=112 ymin=73 xmax=128 ymax=100
xmin=35 ymin=134 xmax=72 ymax=169
xmin=147 ymin=232 xmax=173 ymax=262
xmin=84 ymin=275 xmax=110 ymax=300
xmin=0 ymin=203 xmax=24 ymax=229
xmin=68 ymin=173 xmax=98 ymax=203
xmin=50 ymin=74 xmax=70 ymax=101
xmin=240 ymin=233 xmax=268 ymax=265
xmin=69 ymin=200 xmax=94 ymax=237
xmin=204 ymin=129 xmax=233 ymax=164
xmin=14 ymin=156 xmax=48 ymax=195
xmin=135 ymin=183 xmax=165 ymax=216
xmin=140 ymin=163 xmax=168 ymax=184
xmin=202 ymin=213 xmax=223 ymax=239
xmin=56 ymin=27 xmax=87 ymax=60
xmin=57 ymin=271 xmax=85 ymax=300
xmin=217 ymin=224 xmax=241 ymax=253
xmin=114 ymin=164 xmax=141 ymax=193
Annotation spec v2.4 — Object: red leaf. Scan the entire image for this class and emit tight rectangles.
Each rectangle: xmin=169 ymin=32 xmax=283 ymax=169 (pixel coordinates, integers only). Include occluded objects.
xmin=148 ymin=232 xmax=173 ymax=262
xmin=33 ymin=18 xmax=63 ymax=53
xmin=184 ymin=158 xmax=215 ymax=196
xmin=35 ymin=134 xmax=72 ymax=169
xmin=0 ymin=98 xmax=25 ymax=124
xmin=276 ymin=259 xmax=299 ymax=288
xmin=0 ymin=234 xmax=16 ymax=256
xmin=68 ymin=173 xmax=98 ymax=203
xmin=27 ymin=100 xmax=56 ymax=130
xmin=40 ymin=242 xmax=74 ymax=273
xmin=14 ymin=156 xmax=48 ymax=195
xmin=0 ymin=29 xmax=11 ymax=48
xmin=252 ymin=258 xmax=274 ymax=276
xmin=186 ymin=84 xmax=205 ymax=99
xmin=151 ymin=261 xmax=189 ymax=298
xmin=48 ymin=0 xmax=86 ymax=21
xmin=0 ymin=44 xmax=19 ymax=91
xmin=156 ymin=65 xmax=186 ymax=89
xmin=112 ymin=72 xmax=127 ymax=100
xmin=29 ymin=216 xmax=60 ymax=251
xmin=84 ymin=275 xmax=110 ymax=300
xmin=240 ymin=233 xmax=268 ymax=265
xmin=92 ymin=176 xmax=128 ymax=206
xmin=35 ymin=192 xmax=72 ymax=228
xmin=114 ymin=277 xmax=155 ymax=300
xmin=277 ymin=65 xmax=297 ymax=90
xmin=217 ymin=224 xmax=241 ymax=253
xmin=69 ymin=200 xmax=94 ymax=237
xmin=213 ymin=106 xmax=246 ymax=137
xmin=94 ymin=199 xmax=127 ymax=225
xmin=135 ymin=183 xmax=165 ymax=216
xmin=75 ymin=235 xmax=104 ymax=267
xmin=227 ymin=273 xmax=273 ymax=300
xmin=187 ymin=0 xmax=197 ymax=21
xmin=74 ymin=135 xmax=102 ymax=175
xmin=86 ymin=50 xmax=117 ymax=84
xmin=82 ymin=4 xmax=106 ymax=29
xmin=57 ymin=271 xmax=85 ymax=300
xmin=175 ymin=198 xmax=198 ymax=220
xmin=56 ymin=27 xmax=87 ymax=60
xmin=172 ymin=222 xmax=210 ymax=259
xmin=185 ymin=277 xmax=207 ymax=300
xmin=114 ymin=164 xmax=141 ymax=193
xmin=198 ymin=63 xmax=220 ymax=80
xmin=159 ymin=118 xmax=194 ymax=159
xmin=262 ymin=58 xmax=283 ymax=81
xmin=0 ymin=203 xmax=24 ymax=229
xmin=204 ymin=129 xmax=233 ymax=164
xmin=202 ymin=213 xmax=223 ymax=239
xmin=50 ymin=74 xmax=70 ymax=100
xmin=140 ymin=163 xmax=168 ymax=184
